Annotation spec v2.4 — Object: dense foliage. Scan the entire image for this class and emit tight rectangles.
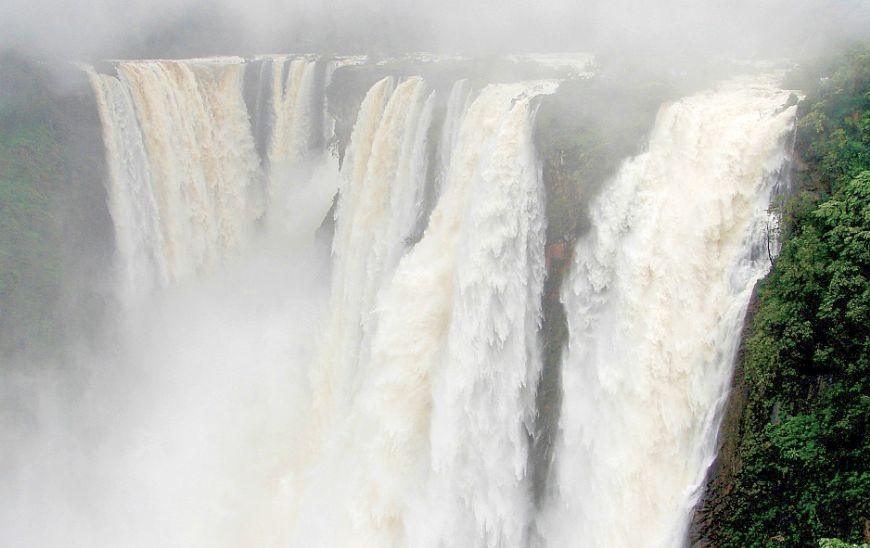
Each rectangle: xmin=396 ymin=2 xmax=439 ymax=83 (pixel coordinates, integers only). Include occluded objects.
xmin=704 ymin=44 xmax=870 ymax=546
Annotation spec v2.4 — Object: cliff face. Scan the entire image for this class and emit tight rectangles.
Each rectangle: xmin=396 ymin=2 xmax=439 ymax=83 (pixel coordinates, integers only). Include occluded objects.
xmin=0 ymin=51 xmax=113 ymax=361
xmin=689 ymin=285 xmax=758 ymax=546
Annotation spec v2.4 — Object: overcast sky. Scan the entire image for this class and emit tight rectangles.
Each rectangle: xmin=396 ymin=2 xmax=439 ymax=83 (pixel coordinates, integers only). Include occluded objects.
xmin=1 ymin=0 xmax=869 ymax=60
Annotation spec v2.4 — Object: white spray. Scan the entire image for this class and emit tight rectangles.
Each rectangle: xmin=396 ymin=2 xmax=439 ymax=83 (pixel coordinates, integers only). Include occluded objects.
xmin=538 ymin=75 xmax=798 ymax=548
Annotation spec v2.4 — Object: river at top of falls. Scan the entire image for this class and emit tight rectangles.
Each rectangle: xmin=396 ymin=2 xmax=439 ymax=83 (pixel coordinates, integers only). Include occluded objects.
xmin=4 ymin=56 xmax=799 ymax=548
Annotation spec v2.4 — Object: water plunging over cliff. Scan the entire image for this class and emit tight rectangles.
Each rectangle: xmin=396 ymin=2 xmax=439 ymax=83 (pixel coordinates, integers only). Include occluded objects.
xmin=30 ymin=59 xmax=800 ymax=548
xmin=537 ymin=76 xmax=797 ymax=547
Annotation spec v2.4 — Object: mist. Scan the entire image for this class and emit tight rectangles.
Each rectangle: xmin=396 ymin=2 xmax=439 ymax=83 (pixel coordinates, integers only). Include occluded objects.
xmin=2 ymin=0 xmax=869 ymax=61
xmin=1 ymin=150 xmax=339 ymax=545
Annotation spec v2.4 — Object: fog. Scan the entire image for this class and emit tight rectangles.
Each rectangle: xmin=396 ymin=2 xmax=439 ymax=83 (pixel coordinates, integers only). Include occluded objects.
xmin=2 ymin=0 xmax=869 ymax=61
xmin=1 ymin=154 xmax=339 ymax=545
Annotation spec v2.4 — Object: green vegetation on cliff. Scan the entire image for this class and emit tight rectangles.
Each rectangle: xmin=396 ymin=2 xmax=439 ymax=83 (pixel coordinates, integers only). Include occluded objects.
xmin=701 ymin=44 xmax=870 ymax=546
xmin=0 ymin=53 xmax=66 ymax=356
xmin=0 ymin=51 xmax=111 ymax=360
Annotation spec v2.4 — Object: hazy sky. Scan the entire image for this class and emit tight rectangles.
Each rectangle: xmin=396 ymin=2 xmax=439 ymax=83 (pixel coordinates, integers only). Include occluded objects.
xmin=1 ymin=0 xmax=869 ymax=60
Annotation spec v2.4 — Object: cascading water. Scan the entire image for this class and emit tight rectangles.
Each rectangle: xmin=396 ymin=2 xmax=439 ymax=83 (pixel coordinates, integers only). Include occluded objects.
xmin=8 ymin=55 xmax=800 ymax=548
xmin=3 ymin=55 xmax=342 ymax=548
xmin=292 ymin=79 xmax=557 ymax=548
xmin=311 ymin=75 xmax=437 ymax=418
xmin=436 ymin=78 xmax=473 ymax=195
xmin=268 ymin=56 xmax=319 ymax=166
xmin=537 ymin=75 xmax=798 ymax=547
xmin=88 ymin=57 xmax=265 ymax=297
xmin=88 ymin=54 xmax=349 ymax=299
xmin=87 ymin=67 xmax=165 ymax=298
xmin=401 ymin=81 xmax=555 ymax=548
xmin=253 ymin=54 xmax=367 ymax=167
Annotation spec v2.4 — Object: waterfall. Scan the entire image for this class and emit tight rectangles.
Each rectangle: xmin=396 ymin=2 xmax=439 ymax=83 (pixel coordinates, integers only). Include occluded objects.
xmin=259 ymin=54 xmax=368 ymax=167
xmin=71 ymin=57 xmax=801 ymax=548
xmin=400 ymin=80 xmax=556 ymax=548
xmin=436 ymin=78 xmax=473 ymax=196
xmin=88 ymin=55 xmax=351 ymax=299
xmin=88 ymin=58 xmax=265 ymax=298
xmin=537 ymin=75 xmax=798 ymax=547
xmin=311 ymin=75 xmax=435 ymax=420
xmin=87 ymin=67 xmax=165 ymax=299
xmin=292 ymin=79 xmax=557 ymax=548
xmin=268 ymin=56 xmax=319 ymax=166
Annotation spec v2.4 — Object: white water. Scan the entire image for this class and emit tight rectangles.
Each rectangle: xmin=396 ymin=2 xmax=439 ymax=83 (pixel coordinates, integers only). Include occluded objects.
xmin=290 ymin=79 xmax=557 ymax=548
xmin=312 ymin=76 xmax=438 ymax=417
xmin=89 ymin=58 xmax=265 ymax=296
xmin=436 ymin=78 xmax=473 ymax=197
xmin=6 ymin=57 xmax=800 ymax=548
xmin=6 ymin=55 xmax=339 ymax=545
xmin=87 ymin=67 xmax=165 ymax=298
xmin=0 ymin=57 xmax=339 ymax=546
xmin=258 ymin=54 xmax=367 ymax=164
xmin=401 ymin=81 xmax=555 ymax=548
xmin=538 ymin=75 xmax=797 ymax=547
xmin=262 ymin=55 xmax=345 ymax=230
xmin=268 ymin=56 xmax=318 ymax=166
